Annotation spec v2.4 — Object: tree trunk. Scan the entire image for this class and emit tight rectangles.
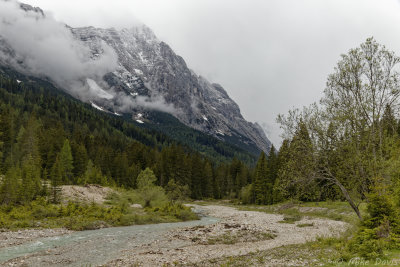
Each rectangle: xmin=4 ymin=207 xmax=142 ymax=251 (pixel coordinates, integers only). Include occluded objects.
xmin=334 ymin=179 xmax=363 ymax=220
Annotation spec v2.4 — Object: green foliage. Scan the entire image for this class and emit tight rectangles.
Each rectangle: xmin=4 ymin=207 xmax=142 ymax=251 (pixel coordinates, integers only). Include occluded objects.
xmin=139 ymin=111 xmax=258 ymax=164
xmin=206 ymin=231 xmax=276 ymax=245
xmin=250 ymin=146 xmax=281 ymax=205
xmin=105 ymin=188 xmax=198 ymax=224
xmin=59 ymin=139 xmax=73 ymax=183
xmin=346 ymin=178 xmax=400 ymax=259
xmin=78 ymin=160 xmax=108 ymax=185
xmin=276 ymin=122 xmax=321 ymax=202
xmin=50 ymin=155 xmax=62 ymax=203
xmin=297 ymin=223 xmax=314 ymax=227
xmin=0 ymin=167 xmax=20 ymax=204
xmin=0 ymin=197 xmax=124 ymax=230
xmin=279 ymin=214 xmax=303 ymax=224
xmin=165 ymin=179 xmax=191 ymax=202
xmin=148 ymin=202 xmax=198 ymax=221
xmin=348 ymin=228 xmax=387 ymax=259
xmin=0 ymin=188 xmax=199 ymax=230
xmin=0 ymin=68 xmax=256 ymax=203
xmin=136 ymin=168 xmax=167 ymax=208
xmin=137 ymin=167 xmax=157 ymax=189
xmin=253 ymin=152 xmax=269 ymax=204
xmin=239 ymin=184 xmax=253 ymax=204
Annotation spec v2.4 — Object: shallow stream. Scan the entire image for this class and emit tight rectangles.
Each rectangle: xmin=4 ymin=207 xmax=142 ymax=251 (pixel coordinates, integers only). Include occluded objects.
xmin=0 ymin=206 xmax=218 ymax=266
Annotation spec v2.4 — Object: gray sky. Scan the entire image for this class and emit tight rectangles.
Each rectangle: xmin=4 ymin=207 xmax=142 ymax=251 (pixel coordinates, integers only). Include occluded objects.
xmin=22 ymin=0 xmax=400 ymax=146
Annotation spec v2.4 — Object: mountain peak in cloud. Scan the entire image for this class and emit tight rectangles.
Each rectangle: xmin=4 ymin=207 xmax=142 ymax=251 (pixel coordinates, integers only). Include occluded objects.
xmin=0 ymin=0 xmax=271 ymax=152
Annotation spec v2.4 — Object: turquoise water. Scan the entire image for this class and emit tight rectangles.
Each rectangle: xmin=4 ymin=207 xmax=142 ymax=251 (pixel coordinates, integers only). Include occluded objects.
xmin=0 ymin=209 xmax=218 ymax=266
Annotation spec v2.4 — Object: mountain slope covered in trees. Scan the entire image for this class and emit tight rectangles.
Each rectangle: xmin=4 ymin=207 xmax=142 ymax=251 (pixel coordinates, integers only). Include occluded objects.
xmin=0 ymin=66 xmax=263 ymax=203
xmin=0 ymin=1 xmax=271 ymax=154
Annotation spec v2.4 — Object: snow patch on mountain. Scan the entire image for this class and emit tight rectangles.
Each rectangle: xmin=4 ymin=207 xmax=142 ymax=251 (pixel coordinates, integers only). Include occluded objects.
xmin=91 ymin=102 xmax=106 ymax=112
xmin=0 ymin=1 xmax=272 ymax=152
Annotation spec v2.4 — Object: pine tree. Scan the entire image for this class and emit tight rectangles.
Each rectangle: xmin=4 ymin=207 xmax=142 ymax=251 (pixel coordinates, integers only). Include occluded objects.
xmin=20 ymin=155 xmax=42 ymax=202
xmin=19 ymin=116 xmax=41 ymax=165
xmin=265 ymin=145 xmax=278 ymax=204
xmin=50 ymin=155 xmax=62 ymax=203
xmin=273 ymin=139 xmax=290 ymax=203
xmin=0 ymin=116 xmax=4 ymax=165
xmin=276 ymin=121 xmax=319 ymax=201
xmin=203 ymin=161 xmax=214 ymax=198
xmin=79 ymin=160 xmax=107 ymax=185
xmin=0 ymin=167 xmax=20 ymax=204
xmin=72 ymin=143 xmax=88 ymax=180
xmin=190 ymin=155 xmax=203 ymax=199
xmin=253 ymin=152 xmax=269 ymax=204
xmin=59 ymin=139 xmax=74 ymax=183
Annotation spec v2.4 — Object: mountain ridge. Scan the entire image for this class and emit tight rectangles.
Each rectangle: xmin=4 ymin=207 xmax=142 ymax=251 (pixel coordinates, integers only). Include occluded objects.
xmin=0 ymin=1 xmax=272 ymax=153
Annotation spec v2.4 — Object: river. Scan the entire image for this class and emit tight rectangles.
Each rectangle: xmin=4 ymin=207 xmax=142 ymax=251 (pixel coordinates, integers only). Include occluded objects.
xmin=0 ymin=207 xmax=218 ymax=266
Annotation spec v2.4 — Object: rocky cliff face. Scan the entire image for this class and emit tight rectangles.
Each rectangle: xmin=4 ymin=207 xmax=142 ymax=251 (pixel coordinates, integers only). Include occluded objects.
xmin=0 ymin=2 xmax=271 ymax=153
xmin=71 ymin=25 xmax=271 ymax=152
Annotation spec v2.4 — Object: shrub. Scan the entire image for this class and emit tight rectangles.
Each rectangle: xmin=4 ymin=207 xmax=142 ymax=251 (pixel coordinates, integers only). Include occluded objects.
xmin=345 ymin=179 xmax=400 ymax=259
xmin=239 ymin=184 xmax=253 ymax=204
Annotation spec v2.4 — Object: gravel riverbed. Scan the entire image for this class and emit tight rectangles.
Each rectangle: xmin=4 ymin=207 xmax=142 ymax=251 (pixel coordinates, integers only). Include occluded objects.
xmin=106 ymin=204 xmax=348 ymax=266
xmin=0 ymin=205 xmax=348 ymax=266
xmin=0 ymin=229 xmax=72 ymax=249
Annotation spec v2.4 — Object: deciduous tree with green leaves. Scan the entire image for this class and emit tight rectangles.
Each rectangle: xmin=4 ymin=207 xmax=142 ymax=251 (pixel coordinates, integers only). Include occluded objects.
xmin=136 ymin=168 xmax=167 ymax=208
xmin=277 ymin=38 xmax=400 ymax=220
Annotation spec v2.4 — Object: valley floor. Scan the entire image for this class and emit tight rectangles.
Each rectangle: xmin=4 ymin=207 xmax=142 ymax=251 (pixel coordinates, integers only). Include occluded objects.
xmin=0 ymin=204 xmax=348 ymax=266
xmin=107 ymin=204 xmax=347 ymax=266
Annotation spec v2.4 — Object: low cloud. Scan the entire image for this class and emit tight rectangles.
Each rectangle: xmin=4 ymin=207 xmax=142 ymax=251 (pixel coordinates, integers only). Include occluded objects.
xmin=259 ymin=122 xmax=273 ymax=139
xmin=0 ymin=0 xmax=178 ymax=115
xmin=115 ymin=93 xmax=180 ymax=115
xmin=0 ymin=1 xmax=118 ymax=93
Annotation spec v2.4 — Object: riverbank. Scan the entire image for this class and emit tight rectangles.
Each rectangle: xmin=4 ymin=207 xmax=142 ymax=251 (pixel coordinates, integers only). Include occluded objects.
xmin=106 ymin=204 xmax=348 ymax=266
xmin=0 ymin=204 xmax=348 ymax=266
xmin=0 ymin=228 xmax=72 ymax=249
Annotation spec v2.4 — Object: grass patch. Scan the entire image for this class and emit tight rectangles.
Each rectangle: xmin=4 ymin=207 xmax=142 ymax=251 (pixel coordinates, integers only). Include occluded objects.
xmin=191 ymin=242 xmax=332 ymax=266
xmin=194 ymin=239 xmax=400 ymax=267
xmin=297 ymin=223 xmax=314 ymax=227
xmin=206 ymin=231 xmax=276 ymax=245
xmin=0 ymin=189 xmax=198 ymax=231
xmin=194 ymin=231 xmax=386 ymax=267
xmin=278 ymin=214 xmax=303 ymax=224
xmin=236 ymin=200 xmax=366 ymax=225
xmin=0 ymin=197 xmax=129 ymax=230
xmin=190 ymin=201 xmax=398 ymax=267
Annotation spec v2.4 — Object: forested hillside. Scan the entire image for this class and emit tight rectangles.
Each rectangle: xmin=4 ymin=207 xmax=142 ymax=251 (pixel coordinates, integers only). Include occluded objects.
xmin=0 ymin=67 xmax=263 ymax=203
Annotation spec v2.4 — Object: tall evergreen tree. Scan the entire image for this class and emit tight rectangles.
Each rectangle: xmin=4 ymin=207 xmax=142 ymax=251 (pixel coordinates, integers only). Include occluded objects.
xmin=273 ymin=139 xmax=290 ymax=203
xmin=0 ymin=167 xmax=20 ymax=204
xmin=59 ymin=139 xmax=74 ymax=183
xmin=253 ymin=152 xmax=269 ymax=204
xmin=72 ymin=142 xmax=88 ymax=179
xmin=203 ymin=161 xmax=214 ymax=198
xmin=277 ymin=121 xmax=320 ymax=201
xmin=50 ymin=155 xmax=62 ymax=203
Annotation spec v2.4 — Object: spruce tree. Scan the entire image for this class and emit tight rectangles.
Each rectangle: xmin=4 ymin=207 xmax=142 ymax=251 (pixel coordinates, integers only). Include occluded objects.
xmin=0 ymin=167 xmax=20 ymax=204
xmin=50 ymin=155 xmax=62 ymax=203
xmin=203 ymin=161 xmax=214 ymax=198
xmin=72 ymin=143 xmax=88 ymax=179
xmin=59 ymin=139 xmax=74 ymax=183
xmin=80 ymin=160 xmax=107 ymax=185
xmin=0 ymin=116 xmax=3 ymax=164
xmin=253 ymin=152 xmax=269 ymax=204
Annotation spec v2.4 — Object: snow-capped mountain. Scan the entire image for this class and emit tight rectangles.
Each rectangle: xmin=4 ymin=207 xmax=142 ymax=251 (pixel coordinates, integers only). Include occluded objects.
xmin=0 ymin=2 xmax=271 ymax=153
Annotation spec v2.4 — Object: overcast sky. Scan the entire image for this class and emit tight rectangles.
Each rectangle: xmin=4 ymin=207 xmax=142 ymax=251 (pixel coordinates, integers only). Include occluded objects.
xmin=22 ymin=0 xmax=400 ymax=146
